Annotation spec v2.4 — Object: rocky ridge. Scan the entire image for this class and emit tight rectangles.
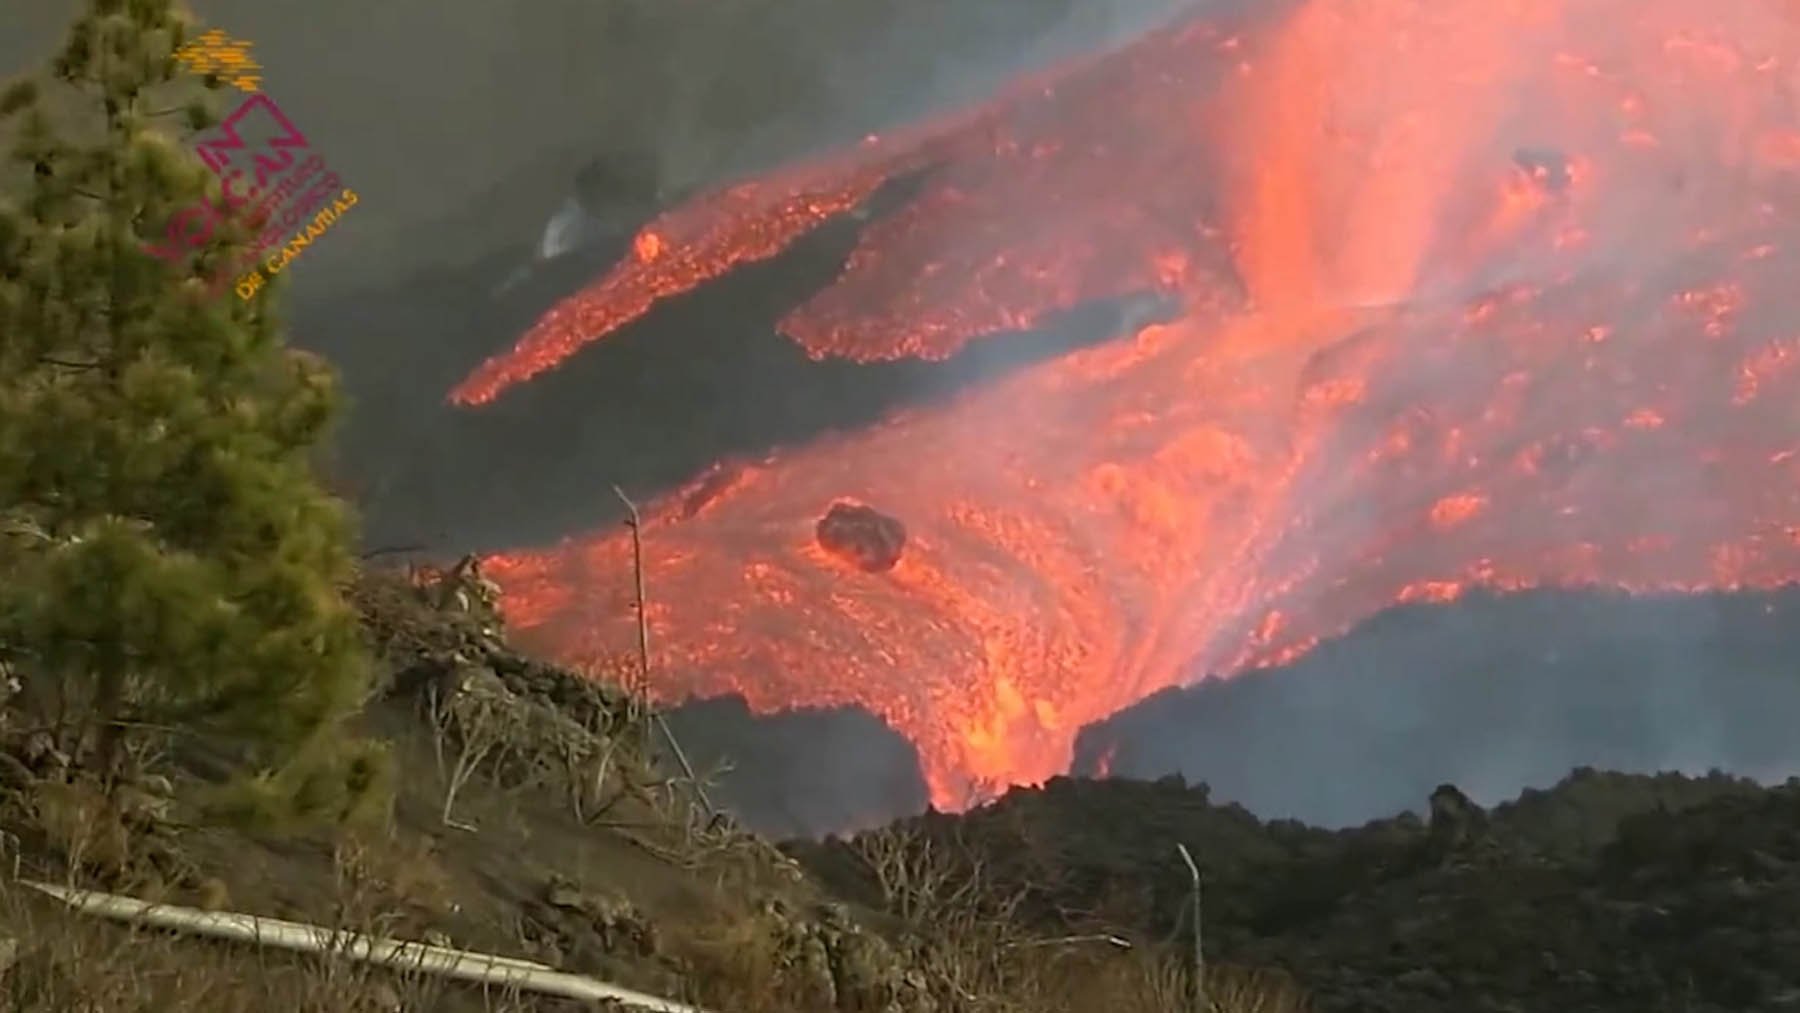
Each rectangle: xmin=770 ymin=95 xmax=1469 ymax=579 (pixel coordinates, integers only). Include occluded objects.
xmin=792 ymin=767 xmax=1800 ymax=1013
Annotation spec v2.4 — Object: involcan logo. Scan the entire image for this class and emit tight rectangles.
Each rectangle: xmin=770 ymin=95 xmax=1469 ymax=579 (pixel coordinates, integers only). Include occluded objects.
xmin=143 ymin=29 xmax=359 ymax=301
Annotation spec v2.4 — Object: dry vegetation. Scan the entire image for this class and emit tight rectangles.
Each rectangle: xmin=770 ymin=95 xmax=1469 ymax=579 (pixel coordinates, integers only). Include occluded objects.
xmin=831 ymin=820 xmax=1312 ymax=1013
xmin=0 ymin=563 xmax=1312 ymax=1013
xmin=0 ymin=854 xmax=539 ymax=1013
xmin=2 ymin=562 xmax=710 ymax=1011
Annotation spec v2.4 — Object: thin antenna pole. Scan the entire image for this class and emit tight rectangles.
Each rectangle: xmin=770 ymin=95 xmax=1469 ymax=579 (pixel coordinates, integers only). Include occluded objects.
xmin=612 ymin=486 xmax=715 ymax=820
xmin=1176 ymin=842 xmax=1206 ymax=1012
xmin=614 ymin=486 xmax=654 ymax=739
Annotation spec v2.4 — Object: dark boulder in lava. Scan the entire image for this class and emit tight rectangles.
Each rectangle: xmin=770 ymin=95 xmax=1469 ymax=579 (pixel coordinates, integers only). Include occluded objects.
xmin=816 ymin=502 xmax=907 ymax=573
xmin=1513 ymin=146 xmax=1572 ymax=192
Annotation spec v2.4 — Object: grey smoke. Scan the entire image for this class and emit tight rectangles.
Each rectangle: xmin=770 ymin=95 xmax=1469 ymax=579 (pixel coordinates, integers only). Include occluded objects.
xmin=1073 ymin=587 xmax=1800 ymax=829
xmin=4 ymin=0 xmax=1199 ymax=304
xmin=650 ymin=586 xmax=1800 ymax=839
xmin=521 ymin=0 xmax=1200 ymax=269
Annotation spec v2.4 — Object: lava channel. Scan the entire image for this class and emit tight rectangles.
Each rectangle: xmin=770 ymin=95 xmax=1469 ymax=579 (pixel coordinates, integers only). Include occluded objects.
xmin=460 ymin=0 xmax=1800 ymax=809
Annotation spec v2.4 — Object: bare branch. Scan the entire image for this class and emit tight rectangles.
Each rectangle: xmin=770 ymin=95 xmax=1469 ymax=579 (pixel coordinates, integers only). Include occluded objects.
xmin=360 ymin=543 xmax=426 ymax=561
xmin=40 ymin=356 xmax=101 ymax=370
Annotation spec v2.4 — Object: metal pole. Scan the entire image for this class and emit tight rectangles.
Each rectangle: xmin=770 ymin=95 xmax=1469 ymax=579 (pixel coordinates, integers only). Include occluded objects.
xmin=612 ymin=486 xmax=715 ymax=820
xmin=1176 ymin=843 xmax=1205 ymax=1013
xmin=614 ymin=486 xmax=654 ymax=742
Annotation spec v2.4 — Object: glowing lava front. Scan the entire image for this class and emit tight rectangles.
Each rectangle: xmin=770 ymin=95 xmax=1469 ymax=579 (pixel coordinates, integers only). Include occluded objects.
xmin=458 ymin=0 xmax=1800 ymax=808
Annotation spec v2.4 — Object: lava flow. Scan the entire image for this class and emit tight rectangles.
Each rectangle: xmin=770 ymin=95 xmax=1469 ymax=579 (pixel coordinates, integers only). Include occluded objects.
xmin=461 ymin=0 xmax=1800 ymax=809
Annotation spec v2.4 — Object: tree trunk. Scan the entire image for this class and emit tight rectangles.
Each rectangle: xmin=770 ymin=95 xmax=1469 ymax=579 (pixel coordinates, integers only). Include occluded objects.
xmin=90 ymin=666 xmax=125 ymax=786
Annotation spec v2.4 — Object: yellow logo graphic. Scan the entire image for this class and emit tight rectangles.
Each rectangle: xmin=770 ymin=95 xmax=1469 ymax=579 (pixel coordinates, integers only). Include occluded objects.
xmin=173 ymin=29 xmax=262 ymax=93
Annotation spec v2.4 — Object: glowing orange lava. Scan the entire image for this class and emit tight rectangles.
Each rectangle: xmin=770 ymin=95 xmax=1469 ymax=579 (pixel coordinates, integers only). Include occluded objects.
xmin=460 ymin=0 xmax=1800 ymax=808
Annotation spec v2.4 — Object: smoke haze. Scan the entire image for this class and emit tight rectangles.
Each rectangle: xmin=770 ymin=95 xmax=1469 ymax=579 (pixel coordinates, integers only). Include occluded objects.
xmin=8 ymin=1 xmax=1800 ymax=836
xmin=658 ymin=585 xmax=1800 ymax=838
xmin=4 ymin=0 xmax=1193 ymax=303
xmin=1074 ymin=587 xmax=1800 ymax=828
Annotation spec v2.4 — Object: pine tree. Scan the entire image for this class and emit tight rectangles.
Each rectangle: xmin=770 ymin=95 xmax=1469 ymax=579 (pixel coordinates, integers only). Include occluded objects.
xmin=0 ymin=0 xmax=385 ymax=821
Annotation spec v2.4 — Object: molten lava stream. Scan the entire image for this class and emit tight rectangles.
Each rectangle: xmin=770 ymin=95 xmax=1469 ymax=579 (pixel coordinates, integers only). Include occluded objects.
xmin=473 ymin=0 xmax=1800 ymax=808
xmin=486 ymin=279 xmax=1800 ymax=807
xmin=447 ymin=11 xmax=1259 ymax=404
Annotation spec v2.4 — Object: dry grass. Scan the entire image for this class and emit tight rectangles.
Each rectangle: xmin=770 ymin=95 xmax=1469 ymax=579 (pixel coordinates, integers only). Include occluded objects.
xmin=0 ymin=757 xmax=538 ymax=1012
xmin=664 ymin=900 xmax=801 ymax=1012
xmin=0 ymin=747 xmax=1313 ymax=1013
xmin=0 ymin=861 xmax=549 ymax=1013
xmin=820 ymin=822 xmax=1314 ymax=1013
xmin=964 ymin=929 xmax=1314 ymax=1013
xmin=0 ymin=563 xmax=775 ymax=1012
xmin=0 ymin=883 xmax=1312 ymax=1013
xmin=1085 ymin=953 xmax=1314 ymax=1013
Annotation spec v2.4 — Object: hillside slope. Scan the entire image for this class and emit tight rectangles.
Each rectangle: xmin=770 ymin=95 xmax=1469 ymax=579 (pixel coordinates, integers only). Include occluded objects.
xmin=0 ymin=566 xmax=935 ymax=1012
xmin=7 ymin=563 xmax=1798 ymax=1011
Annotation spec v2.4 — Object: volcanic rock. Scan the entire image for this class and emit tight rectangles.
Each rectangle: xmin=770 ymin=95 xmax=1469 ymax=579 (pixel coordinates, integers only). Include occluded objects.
xmin=1512 ymin=146 xmax=1571 ymax=192
xmin=795 ymin=769 xmax=1800 ymax=1013
xmin=537 ymin=875 xmax=660 ymax=959
xmin=816 ymin=502 xmax=907 ymax=573
xmin=1427 ymin=783 xmax=1481 ymax=823
xmin=753 ymin=896 xmax=936 ymax=1013
xmin=1427 ymin=783 xmax=1487 ymax=848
